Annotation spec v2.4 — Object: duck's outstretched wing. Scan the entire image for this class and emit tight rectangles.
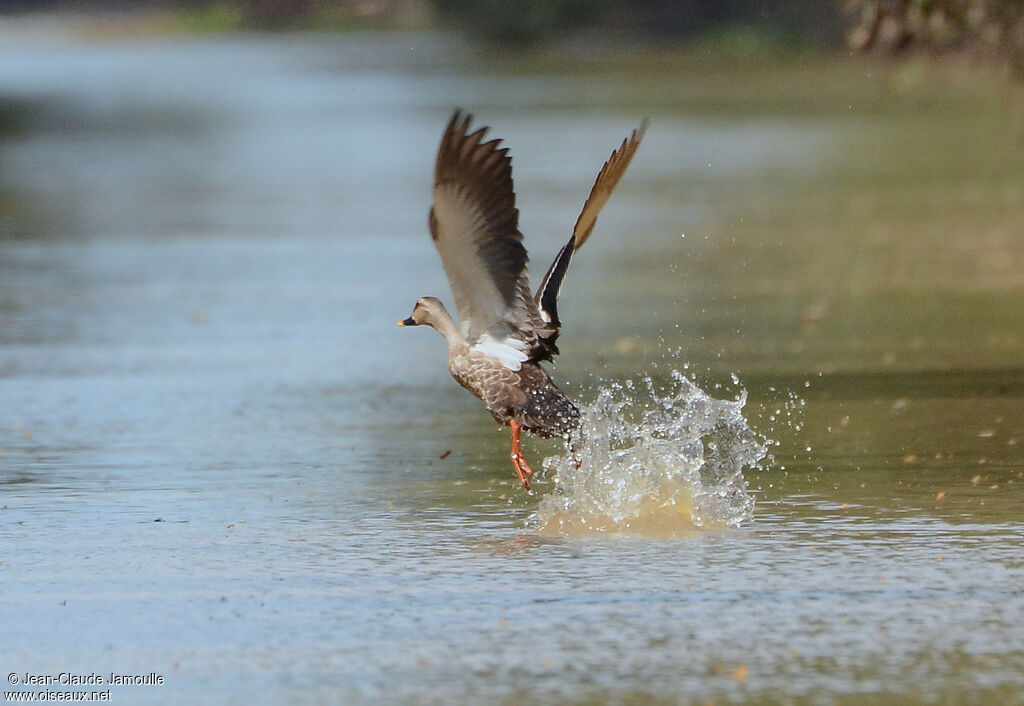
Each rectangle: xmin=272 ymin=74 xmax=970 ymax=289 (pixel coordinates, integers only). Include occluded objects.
xmin=572 ymin=118 xmax=649 ymax=251
xmin=534 ymin=119 xmax=648 ymax=350
xmin=430 ymin=110 xmax=542 ymax=346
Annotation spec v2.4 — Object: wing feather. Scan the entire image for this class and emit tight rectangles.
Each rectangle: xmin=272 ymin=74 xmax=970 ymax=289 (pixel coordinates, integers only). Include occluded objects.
xmin=430 ymin=110 xmax=537 ymax=343
xmin=533 ymin=120 xmax=648 ymax=352
xmin=572 ymin=119 xmax=648 ymax=250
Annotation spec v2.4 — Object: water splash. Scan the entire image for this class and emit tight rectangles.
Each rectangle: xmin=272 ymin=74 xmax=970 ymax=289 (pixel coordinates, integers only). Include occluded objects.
xmin=530 ymin=370 xmax=766 ymax=537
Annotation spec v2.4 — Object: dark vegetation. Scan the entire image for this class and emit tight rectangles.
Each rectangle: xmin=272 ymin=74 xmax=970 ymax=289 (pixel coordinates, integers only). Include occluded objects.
xmin=429 ymin=0 xmax=840 ymax=45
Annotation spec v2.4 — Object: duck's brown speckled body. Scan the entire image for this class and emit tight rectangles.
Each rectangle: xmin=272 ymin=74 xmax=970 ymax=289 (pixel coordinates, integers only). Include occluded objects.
xmin=449 ymin=345 xmax=580 ymax=438
xmin=400 ymin=110 xmax=646 ymax=489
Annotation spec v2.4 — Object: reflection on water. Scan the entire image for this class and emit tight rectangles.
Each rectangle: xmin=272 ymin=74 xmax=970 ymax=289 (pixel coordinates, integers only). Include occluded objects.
xmin=534 ymin=370 xmax=764 ymax=536
xmin=2 ymin=24 xmax=1023 ymax=705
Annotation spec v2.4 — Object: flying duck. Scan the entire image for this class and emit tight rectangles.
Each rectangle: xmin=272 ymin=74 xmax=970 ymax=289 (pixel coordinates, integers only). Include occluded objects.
xmin=400 ymin=110 xmax=646 ymax=490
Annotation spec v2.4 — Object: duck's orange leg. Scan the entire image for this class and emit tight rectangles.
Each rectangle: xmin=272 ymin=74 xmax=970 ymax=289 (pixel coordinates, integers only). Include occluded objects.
xmin=509 ymin=420 xmax=534 ymax=490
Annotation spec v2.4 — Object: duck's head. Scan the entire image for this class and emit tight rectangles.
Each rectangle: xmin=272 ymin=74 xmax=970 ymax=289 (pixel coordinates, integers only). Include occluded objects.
xmin=398 ymin=296 xmax=449 ymax=328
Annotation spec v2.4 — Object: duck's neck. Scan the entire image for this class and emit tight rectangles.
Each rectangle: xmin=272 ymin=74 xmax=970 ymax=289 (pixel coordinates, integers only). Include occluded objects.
xmin=426 ymin=303 xmax=465 ymax=352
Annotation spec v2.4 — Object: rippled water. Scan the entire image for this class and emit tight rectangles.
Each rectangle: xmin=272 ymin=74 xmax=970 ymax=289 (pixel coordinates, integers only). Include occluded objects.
xmin=2 ymin=21 xmax=1023 ymax=705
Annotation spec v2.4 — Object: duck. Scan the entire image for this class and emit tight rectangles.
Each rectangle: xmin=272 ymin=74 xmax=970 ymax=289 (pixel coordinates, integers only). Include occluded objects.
xmin=400 ymin=109 xmax=646 ymax=490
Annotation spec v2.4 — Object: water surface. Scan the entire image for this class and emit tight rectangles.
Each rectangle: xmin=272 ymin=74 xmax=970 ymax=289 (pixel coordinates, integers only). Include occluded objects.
xmin=1 ymin=25 xmax=1023 ymax=704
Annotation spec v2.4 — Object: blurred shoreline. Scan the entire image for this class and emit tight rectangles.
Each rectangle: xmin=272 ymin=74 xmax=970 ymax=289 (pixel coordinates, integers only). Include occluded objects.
xmin=1 ymin=4 xmax=1020 ymax=88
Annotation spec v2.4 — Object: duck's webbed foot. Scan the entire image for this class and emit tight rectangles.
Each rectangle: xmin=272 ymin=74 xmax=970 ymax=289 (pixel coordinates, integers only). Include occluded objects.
xmin=509 ymin=420 xmax=534 ymax=490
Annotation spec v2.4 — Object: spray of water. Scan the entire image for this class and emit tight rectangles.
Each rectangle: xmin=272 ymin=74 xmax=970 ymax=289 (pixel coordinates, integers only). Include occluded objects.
xmin=529 ymin=370 xmax=767 ymax=537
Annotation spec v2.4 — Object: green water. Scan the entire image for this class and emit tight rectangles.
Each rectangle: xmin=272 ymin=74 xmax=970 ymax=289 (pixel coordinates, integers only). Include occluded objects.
xmin=1 ymin=23 xmax=1022 ymax=704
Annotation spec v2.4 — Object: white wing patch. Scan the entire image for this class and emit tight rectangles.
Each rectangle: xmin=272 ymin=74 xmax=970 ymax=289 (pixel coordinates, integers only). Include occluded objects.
xmin=471 ymin=333 xmax=529 ymax=371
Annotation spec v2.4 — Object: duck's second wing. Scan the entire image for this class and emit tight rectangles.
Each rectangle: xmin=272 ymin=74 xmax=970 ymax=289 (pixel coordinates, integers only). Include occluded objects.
xmin=430 ymin=110 xmax=544 ymax=347
xmin=533 ymin=119 xmax=648 ymax=355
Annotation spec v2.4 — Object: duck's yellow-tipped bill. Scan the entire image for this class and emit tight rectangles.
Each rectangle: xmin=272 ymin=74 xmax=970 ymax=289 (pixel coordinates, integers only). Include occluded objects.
xmin=398 ymin=317 xmax=416 ymax=327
